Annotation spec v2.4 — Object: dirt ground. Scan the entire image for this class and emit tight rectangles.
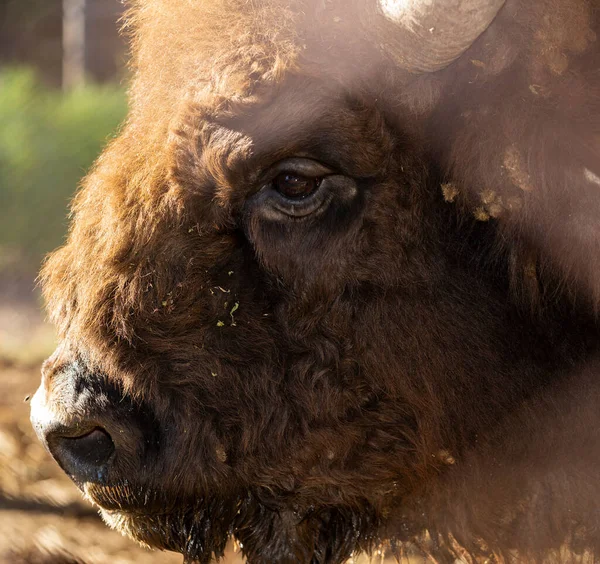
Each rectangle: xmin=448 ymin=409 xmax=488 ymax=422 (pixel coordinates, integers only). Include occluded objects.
xmin=0 ymin=305 xmax=399 ymax=564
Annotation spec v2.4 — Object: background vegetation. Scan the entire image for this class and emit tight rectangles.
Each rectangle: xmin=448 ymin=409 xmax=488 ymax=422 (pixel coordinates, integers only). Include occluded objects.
xmin=0 ymin=67 xmax=127 ymax=274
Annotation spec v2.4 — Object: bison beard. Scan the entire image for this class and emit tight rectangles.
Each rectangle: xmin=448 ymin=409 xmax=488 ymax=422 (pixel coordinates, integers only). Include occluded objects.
xmin=31 ymin=0 xmax=600 ymax=563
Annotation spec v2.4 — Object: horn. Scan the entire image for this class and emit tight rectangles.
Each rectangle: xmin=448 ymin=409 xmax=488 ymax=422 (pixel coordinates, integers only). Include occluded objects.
xmin=361 ymin=0 xmax=506 ymax=72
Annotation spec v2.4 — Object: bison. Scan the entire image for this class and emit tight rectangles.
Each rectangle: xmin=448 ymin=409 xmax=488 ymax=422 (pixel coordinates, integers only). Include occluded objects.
xmin=30 ymin=0 xmax=600 ymax=562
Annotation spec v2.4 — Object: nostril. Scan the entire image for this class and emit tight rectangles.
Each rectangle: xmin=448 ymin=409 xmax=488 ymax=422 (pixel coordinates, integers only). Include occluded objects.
xmin=47 ymin=427 xmax=115 ymax=484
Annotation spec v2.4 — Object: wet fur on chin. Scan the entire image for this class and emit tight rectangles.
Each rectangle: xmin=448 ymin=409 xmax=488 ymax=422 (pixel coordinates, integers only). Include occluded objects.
xmin=100 ymin=502 xmax=233 ymax=563
xmin=100 ymin=494 xmax=381 ymax=564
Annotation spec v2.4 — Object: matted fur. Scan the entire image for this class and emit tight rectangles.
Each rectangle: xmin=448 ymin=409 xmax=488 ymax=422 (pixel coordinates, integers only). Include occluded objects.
xmin=37 ymin=1 xmax=600 ymax=562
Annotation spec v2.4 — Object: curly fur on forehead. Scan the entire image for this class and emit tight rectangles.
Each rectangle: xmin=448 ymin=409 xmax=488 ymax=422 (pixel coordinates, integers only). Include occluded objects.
xmin=124 ymin=0 xmax=301 ymax=117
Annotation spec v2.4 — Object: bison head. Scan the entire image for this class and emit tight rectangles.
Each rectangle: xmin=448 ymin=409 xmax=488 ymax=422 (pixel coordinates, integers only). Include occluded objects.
xmin=30 ymin=0 xmax=600 ymax=562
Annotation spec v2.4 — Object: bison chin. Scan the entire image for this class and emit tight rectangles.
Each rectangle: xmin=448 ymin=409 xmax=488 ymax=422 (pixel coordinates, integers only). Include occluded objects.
xmin=92 ymin=482 xmax=382 ymax=564
xmin=96 ymin=495 xmax=236 ymax=564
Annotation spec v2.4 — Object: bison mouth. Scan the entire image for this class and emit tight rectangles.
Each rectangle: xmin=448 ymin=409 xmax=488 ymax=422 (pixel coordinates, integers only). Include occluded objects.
xmin=87 ymin=480 xmax=384 ymax=563
xmin=86 ymin=482 xmax=238 ymax=563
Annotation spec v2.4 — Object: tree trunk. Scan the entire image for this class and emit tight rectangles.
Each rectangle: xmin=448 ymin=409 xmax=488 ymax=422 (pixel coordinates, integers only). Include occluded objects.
xmin=62 ymin=0 xmax=86 ymax=90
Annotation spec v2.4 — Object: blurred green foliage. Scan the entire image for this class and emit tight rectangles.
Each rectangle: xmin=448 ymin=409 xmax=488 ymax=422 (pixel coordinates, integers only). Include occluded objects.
xmin=0 ymin=67 xmax=127 ymax=272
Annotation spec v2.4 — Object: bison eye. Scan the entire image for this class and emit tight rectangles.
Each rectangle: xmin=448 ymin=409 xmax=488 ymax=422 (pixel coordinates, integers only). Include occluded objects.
xmin=273 ymin=173 xmax=322 ymax=200
xmin=250 ymin=158 xmax=336 ymax=219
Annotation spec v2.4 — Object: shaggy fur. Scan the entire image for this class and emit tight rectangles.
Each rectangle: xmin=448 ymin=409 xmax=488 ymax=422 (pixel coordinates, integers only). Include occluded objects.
xmin=35 ymin=0 xmax=600 ymax=562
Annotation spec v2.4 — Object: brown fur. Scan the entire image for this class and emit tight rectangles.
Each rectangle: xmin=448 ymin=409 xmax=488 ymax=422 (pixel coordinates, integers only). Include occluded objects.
xmin=36 ymin=1 xmax=600 ymax=562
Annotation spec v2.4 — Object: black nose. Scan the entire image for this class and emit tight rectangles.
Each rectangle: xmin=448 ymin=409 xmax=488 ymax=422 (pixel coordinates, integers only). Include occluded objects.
xmin=46 ymin=427 xmax=115 ymax=484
